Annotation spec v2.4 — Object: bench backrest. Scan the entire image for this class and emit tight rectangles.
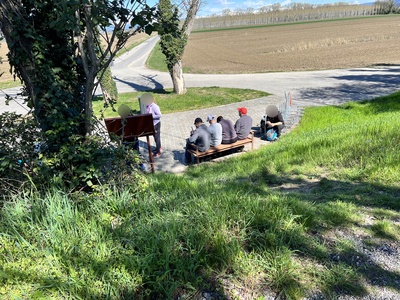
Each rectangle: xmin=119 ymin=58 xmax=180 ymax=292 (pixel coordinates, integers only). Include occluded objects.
xmin=104 ymin=114 xmax=155 ymax=142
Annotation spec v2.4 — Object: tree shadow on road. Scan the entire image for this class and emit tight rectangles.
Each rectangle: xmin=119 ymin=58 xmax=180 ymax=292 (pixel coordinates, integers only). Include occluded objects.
xmin=298 ymin=66 xmax=400 ymax=106
xmin=113 ymin=74 xmax=165 ymax=92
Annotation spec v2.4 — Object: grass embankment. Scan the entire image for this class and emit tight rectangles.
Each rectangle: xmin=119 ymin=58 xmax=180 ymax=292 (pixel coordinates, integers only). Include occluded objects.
xmin=145 ymin=41 xmax=168 ymax=72
xmin=1 ymin=92 xmax=399 ymax=299
xmin=93 ymin=87 xmax=269 ymax=118
xmin=145 ymin=41 xmax=191 ymax=73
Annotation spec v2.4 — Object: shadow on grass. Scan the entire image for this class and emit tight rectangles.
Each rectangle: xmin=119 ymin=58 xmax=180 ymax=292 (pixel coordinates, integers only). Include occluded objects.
xmin=174 ymin=163 xmax=400 ymax=298
xmin=5 ymin=168 xmax=398 ymax=299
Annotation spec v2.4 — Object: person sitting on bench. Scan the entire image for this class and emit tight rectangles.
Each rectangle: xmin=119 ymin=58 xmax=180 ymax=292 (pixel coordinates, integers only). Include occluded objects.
xmin=207 ymin=114 xmax=222 ymax=147
xmin=217 ymin=116 xmax=238 ymax=144
xmin=235 ymin=107 xmax=253 ymax=140
xmin=185 ymin=117 xmax=211 ymax=165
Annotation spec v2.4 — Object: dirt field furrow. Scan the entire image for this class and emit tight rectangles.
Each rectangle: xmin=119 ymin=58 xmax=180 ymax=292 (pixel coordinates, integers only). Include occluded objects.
xmin=183 ymin=15 xmax=400 ymax=74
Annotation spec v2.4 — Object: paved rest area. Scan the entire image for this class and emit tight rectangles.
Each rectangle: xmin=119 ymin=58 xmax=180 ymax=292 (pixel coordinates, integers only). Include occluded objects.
xmin=133 ymin=94 xmax=304 ymax=174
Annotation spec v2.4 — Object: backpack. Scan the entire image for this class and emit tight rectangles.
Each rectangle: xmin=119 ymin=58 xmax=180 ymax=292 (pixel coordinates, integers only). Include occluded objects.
xmin=265 ymin=129 xmax=277 ymax=141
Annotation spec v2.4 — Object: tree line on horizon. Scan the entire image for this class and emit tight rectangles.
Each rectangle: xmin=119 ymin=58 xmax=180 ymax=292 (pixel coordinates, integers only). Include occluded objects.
xmin=193 ymin=1 xmax=399 ymax=30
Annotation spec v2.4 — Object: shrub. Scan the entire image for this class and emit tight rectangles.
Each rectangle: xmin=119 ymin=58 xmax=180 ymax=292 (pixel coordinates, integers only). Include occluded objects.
xmin=0 ymin=112 xmax=147 ymax=198
xmin=0 ymin=112 xmax=41 ymax=195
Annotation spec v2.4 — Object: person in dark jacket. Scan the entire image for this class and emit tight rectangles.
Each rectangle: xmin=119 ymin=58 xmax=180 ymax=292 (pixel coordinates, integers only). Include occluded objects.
xmin=217 ymin=116 xmax=238 ymax=144
xmin=185 ymin=117 xmax=211 ymax=165
xmin=261 ymin=105 xmax=285 ymax=138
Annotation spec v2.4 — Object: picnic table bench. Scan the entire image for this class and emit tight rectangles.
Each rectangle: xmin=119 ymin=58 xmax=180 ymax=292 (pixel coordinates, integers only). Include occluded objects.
xmin=188 ymin=131 xmax=254 ymax=164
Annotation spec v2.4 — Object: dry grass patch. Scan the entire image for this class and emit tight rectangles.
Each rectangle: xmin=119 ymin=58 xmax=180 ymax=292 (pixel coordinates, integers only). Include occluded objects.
xmin=0 ymin=41 xmax=14 ymax=82
xmin=0 ymin=32 xmax=151 ymax=84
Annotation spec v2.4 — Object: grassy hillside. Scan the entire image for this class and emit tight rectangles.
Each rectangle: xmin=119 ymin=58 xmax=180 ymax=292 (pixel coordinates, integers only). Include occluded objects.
xmin=1 ymin=92 xmax=399 ymax=299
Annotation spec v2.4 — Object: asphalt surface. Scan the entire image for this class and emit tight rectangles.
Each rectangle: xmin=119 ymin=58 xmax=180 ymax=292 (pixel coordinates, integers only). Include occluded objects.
xmin=1 ymin=35 xmax=400 ymax=173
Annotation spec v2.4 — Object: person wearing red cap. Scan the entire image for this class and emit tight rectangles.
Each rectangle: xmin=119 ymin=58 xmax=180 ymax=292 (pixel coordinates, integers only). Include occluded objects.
xmin=234 ymin=107 xmax=253 ymax=140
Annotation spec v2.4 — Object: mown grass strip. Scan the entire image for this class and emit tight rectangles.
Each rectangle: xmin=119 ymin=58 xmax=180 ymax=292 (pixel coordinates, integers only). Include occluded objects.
xmin=93 ymin=87 xmax=270 ymax=118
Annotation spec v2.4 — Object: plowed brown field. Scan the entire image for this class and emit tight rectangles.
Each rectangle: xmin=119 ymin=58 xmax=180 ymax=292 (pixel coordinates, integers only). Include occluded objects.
xmin=2 ymin=16 xmax=400 ymax=80
xmin=183 ymin=15 xmax=400 ymax=73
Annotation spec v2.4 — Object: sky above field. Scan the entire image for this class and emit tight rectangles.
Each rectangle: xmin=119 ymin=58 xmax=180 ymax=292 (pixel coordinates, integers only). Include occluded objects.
xmin=146 ymin=0 xmax=370 ymax=17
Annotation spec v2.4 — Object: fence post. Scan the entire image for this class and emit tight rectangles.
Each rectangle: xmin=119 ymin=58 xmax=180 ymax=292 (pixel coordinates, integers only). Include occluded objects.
xmin=283 ymin=92 xmax=291 ymax=122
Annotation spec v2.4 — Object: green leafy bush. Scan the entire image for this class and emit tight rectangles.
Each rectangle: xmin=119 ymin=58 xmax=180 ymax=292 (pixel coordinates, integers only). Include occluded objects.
xmin=0 ymin=112 xmax=147 ymax=197
xmin=36 ymin=134 xmax=146 ymax=192
xmin=0 ymin=112 xmax=41 ymax=194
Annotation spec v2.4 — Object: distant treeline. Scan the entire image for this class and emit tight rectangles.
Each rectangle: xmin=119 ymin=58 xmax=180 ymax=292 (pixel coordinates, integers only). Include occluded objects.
xmin=193 ymin=3 xmax=399 ymax=31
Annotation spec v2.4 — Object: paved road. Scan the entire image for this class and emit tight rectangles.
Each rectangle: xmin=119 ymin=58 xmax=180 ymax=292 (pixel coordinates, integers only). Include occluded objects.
xmin=112 ymin=36 xmax=400 ymax=105
xmin=1 ymin=35 xmax=400 ymax=173
xmin=110 ymin=36 xmax=400 ymax=172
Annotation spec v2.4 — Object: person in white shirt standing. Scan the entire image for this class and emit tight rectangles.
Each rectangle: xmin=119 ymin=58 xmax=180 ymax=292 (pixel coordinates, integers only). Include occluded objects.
xmin=145 ymin=94 xmax=162 ymax=157
xmin=206 ymin=114 xmax=222 ymax=147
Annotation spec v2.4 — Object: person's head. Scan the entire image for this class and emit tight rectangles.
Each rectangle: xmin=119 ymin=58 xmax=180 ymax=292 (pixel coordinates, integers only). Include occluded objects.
xmin=207 ymin=114 xmax=216 ymax=124
xmin=238 ymin=107 xmax=247 ymax=116
xmin=140 ymin=93 xmax=155 ymax=105
xmin=117 ymin=104 xmax=132 ymax=118
xmin=217 ymin=116 xmax=223 ymax=123
xmin=266 ymin=105 xmax=279 ymax=117
xmin=194 ymin=117 xmax=203 ymax=128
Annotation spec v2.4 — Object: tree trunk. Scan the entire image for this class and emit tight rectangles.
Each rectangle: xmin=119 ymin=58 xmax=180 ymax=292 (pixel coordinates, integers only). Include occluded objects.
xmin=0 ymin=0 xmax=35 ymax=107
xmin=170 ymin=60 xmax=186 ymax=95
xmin=84 ymin=74 xmax=95 ymax=135
xmin=182 ymin=0 xmax=200 ymax=37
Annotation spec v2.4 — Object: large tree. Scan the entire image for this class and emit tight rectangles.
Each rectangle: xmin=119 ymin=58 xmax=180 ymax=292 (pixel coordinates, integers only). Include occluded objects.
xmin=0 ymin=0 xmax=155 ymax=150
xmin=158 ymin=0 xmax=201 ymax=95
xmin=374 ymin=0 xmax=399 ymax=13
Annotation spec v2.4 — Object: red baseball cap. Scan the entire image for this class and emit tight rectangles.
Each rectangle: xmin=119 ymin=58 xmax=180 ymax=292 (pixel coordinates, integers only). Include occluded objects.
xmin=238 ymin=107 xmax=247 ymax=114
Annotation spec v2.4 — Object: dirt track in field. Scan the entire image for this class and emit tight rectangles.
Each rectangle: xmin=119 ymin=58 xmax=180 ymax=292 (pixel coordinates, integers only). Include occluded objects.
xmin=183 ymin=15 xmax=400 ymax=74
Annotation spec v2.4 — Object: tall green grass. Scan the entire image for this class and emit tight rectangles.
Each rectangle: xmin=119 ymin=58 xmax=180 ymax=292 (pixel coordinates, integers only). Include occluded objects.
xmin=1 ymin=92 xmax=399 ymax=299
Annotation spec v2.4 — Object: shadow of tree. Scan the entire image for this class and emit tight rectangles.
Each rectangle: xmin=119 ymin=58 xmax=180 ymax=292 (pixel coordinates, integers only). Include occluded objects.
xmin=204 ymin=163 xmax=400 ymax=297
xmin=298 ymin=66 xmax=400 ymax=106
xmin=2 ymin=165 xmax=398 ymax=299
xmin=113 ymin=74 xmax=165 ymax=92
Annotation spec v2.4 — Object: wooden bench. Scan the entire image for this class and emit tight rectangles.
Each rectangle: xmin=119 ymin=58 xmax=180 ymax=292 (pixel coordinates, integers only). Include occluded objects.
xmin=188 ymin=131 xmax=254 ymax=164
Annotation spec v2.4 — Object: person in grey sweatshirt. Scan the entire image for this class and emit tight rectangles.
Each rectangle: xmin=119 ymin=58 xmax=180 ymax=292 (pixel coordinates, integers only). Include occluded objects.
xmin=185 ymin=117 xmax=211 ymax=164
